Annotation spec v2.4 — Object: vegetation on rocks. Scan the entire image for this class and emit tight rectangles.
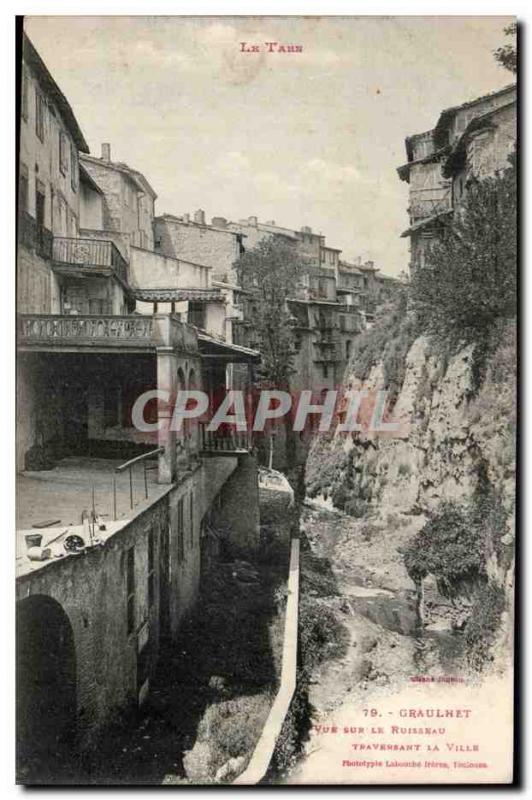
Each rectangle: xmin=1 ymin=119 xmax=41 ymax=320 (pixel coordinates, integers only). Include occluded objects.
xmin=464 ymin=581 xmax=507 ymax=671
xmin=349 ymin=288 xmax=418 ymax=404
xmin=403 ymin=503 xmax=488 ymax=598
xmin=411 ymin=156 xmax=517 ymax=386
xmin=271 ymin=544 xmax=349 ymax=775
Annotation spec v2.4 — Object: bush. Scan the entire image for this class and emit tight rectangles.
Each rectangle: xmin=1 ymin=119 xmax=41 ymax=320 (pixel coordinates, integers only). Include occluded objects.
xmin=299 ymin=600 xmax=350 ymax=681
xmin=344 ymin=498 xmax=369 ymax=518
xmin=464 ymin=582 xmax=506 ymax=672
xmin=411 ymin=160 xmax=516 ymax=378
xmin=403 ymin=503 xmax=487 ymax=597
xmin=204 ymin=693 xmax=273 ymax=768
xmin=350 ymin=289 xmax=418 ymax=404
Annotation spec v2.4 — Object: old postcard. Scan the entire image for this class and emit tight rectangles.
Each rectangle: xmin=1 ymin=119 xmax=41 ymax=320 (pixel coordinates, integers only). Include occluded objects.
xmin=16 ymin=15 xmax=517 ymax=785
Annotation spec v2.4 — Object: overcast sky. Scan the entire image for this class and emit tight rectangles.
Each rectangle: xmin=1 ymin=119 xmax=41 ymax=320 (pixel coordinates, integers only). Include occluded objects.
xmin=25 ymin=15 xmax=514 ymax=275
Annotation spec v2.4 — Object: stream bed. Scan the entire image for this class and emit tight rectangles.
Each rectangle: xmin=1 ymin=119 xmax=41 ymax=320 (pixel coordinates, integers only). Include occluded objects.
xmin=285 ymin=503 xmax=469 ymax=783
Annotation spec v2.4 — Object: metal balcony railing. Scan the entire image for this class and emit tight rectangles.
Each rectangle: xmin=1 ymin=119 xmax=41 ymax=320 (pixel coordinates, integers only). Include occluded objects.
xmin=200 ymin=423 xmax=252 ymax=454
xmin=52 ymin=236 xmax=129 ymax=285
xmin=408 ymin=185 xmax=452 ymax=221
xmin=113 ymin=447 xmax=164 ymax=520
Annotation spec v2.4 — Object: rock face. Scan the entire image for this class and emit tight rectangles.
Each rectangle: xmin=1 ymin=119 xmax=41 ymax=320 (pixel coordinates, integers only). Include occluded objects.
xmin=307 ymin=323 xmax=516 ymax=532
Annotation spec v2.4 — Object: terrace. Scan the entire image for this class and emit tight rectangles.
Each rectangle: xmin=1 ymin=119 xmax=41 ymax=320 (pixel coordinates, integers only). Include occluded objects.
xmin=17 ymin=312 xmax=198 ymax=354
xmin=16 ymin=454 xmax=170 ymax=578
xmin=52 ymin=236 xmax=129 ymax=286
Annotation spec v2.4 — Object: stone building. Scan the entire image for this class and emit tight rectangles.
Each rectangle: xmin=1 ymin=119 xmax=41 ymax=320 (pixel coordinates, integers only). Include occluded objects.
xmin=228 ymin=215 xmax=366 ymax=393
xmin=16 ymin=35 xmax=262 ymax=782
xmin=18 ymin=33 xmax=89 ymax=314
xmin=80 ymin=145 xmax=157 ymax=252
xmin=398 ymin=83 xmax=517 ymax=272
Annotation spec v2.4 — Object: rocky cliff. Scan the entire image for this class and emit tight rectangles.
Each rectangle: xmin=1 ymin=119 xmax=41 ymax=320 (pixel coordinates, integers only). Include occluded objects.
xmin=307 ymin=321 xmax=515 ymax=527
xmin=305 ymin=312 xmax=516 ymax=670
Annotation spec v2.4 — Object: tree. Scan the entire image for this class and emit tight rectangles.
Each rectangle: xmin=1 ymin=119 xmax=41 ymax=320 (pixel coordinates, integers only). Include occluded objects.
xmin=494 ymin=23 xmax=517 ymax=74
xmin=411 ymin=157 xmax=517 ymax=373
xmin=236 ymin=237 xmax=310 ymax=388
xmin=236 ymin=237 xmax=312 ymax=468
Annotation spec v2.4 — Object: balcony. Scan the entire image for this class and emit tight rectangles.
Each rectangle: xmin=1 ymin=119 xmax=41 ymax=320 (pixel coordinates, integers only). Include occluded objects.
xmin=313 ymin=338 xmax=342 ymax=362
xmin=408 ymin=185 xmax=452 ymax=222
xmin=199 ymin=423 xmax=252 ymax=456
xmin=17 ymin=313 xmax=198 ymax=354
xmin=52 ymin=237 xmax=129 ymax=286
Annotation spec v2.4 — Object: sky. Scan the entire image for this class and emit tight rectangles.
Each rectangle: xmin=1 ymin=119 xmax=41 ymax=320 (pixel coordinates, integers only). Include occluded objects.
xmin=25 ymin=15 xmax=514 ymax=276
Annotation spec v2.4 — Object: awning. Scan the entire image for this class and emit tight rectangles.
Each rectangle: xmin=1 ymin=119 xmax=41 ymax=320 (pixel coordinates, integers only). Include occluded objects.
xmin=197 ymin=331 xmax=260 ymax=364
xmin=134 ymin=288 xmax=224 ymax=303
xmin=400 ymin=210 xmax=453 ymax=238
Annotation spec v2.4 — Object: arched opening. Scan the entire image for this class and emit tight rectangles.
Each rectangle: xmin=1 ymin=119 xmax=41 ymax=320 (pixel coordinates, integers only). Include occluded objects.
xmin=17 ymin=594 xmax=77 ymax=783
xmin=188 ymin=368 xmax=199 ymax=453
xmin=176 ymin=367 xmax=187 ymax=466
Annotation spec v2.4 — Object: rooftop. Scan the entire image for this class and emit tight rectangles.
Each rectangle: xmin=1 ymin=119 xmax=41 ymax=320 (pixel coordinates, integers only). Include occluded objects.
xmin=16 ymin=456 xmax=170 ymax=577
xmin=81 ymin=151 xmax=158 ymax=199
xmin=433 ymin=83 xmax=516 ymax=149
xmin=23 ymin=33 xmax=89 ymax=153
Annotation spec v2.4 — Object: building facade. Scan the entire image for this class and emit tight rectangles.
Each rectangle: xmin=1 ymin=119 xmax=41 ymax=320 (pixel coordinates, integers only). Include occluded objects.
xmin=16 ymin=35 xmax=262 ymax=781
xmin=398 ymin=83 xmax=517 ymax=272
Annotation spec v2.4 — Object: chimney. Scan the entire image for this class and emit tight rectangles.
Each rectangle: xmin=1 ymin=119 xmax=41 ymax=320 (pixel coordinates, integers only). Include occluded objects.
xmin=211 ymin=216 xmax=227 ymax=228
xmin=265 ymin=220 xmax=276 ymax=226
xmin=194 ymin=209 xmax=206 ymax=225
xmin=301 ymin=225 xmax=312 ymax=234
xmin=248 ymin=215 xmax=258 ymax=227
xmin=182 ymin=213 xmax=190 ymax=223
xmin=101 ymin=143 xmax=111 ymax=162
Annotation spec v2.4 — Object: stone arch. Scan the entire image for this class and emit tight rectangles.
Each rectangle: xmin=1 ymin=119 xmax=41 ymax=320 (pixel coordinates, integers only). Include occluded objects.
xmin=17 ymin=594 xmax=77 ymax=782
xmin=188 ymin=367 xmax=199 ymax=452
xmin=176 ymin=367 xmax=187 ymax=462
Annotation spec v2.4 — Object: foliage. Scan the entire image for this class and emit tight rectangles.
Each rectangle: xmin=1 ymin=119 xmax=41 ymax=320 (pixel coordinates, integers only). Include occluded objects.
xmin=350 ymin=288 xmax=418 ymax=404
xmin=299 ymin=599 xmax=350 ymax=679
xmin=272 ymin=555 xmax=349 ymax=775
xmin=305 ymin=436 xmax=351 ymax=500
xmin=236 ymin=237 xmax=312 ymax=387
xmin=204 ymin=693 xmax=272 ymax=770
xmin=411 ymin=162 xmax=517 ymax=379
xmin=397 ymin=463 xmax=412 ymax=478
xmin=403 ymin=503 xmax=488 ymax=597
xmin=464 ymin=582 xmax=506 ymax=672
xmin=494 ymin=23 xmax=517 ymax=74
xmin=344 ymin=497 xmax=369 ymax=519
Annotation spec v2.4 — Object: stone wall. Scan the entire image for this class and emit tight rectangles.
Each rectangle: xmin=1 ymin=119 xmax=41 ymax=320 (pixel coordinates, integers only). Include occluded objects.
xmin=80 ymin=158 xmax=154 ymax=250
xmin=17 ymin=247 xmax=52 ymax=313
xmin=16 ymin=451 xmax=258 ymax=753
xmin=154 ymin=217 xmax=241 ymax=276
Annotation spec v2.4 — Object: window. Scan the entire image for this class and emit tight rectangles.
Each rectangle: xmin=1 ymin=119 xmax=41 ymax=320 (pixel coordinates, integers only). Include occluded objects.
xmin=126 ymin=547 xmax=135 ymax=635
xmin=189 ymin=492 xmax=194 ymax=548
xmin=177 ymin=497 xmax=185 ymax=563
xmin=148 ymin=530 xmax=155 ymax=608
xmin=345 ymin=340 xmax=352 ymax=359
xmin=59 ymin=131 xmax=69 ymax=175
xmin=70 ymin=142 xmax=78 ymax=191
xmin=21 ymin=67 xmax=29 ymax=122
xmin=19 ymin=164 xmax=28 ymax=214
xmin=188 ymin=301 xmax=206 ymax=328
xmin=323 ymin=365 xmax=329 ymax=379
xmin=35 ymin=91 xmax=45 ymax=142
